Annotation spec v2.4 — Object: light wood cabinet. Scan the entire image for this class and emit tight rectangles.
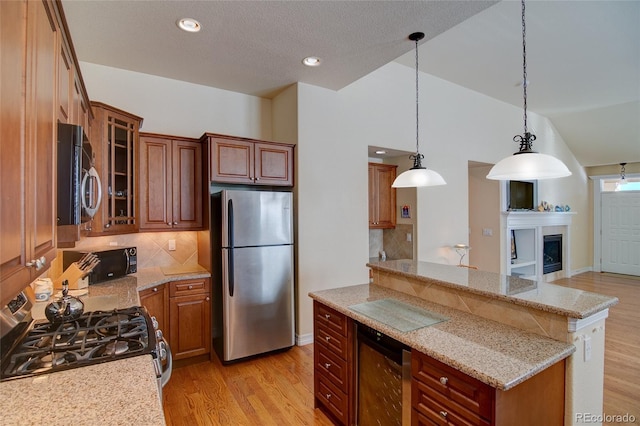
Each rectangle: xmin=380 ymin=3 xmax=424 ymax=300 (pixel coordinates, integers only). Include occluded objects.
xmin=89 ymin=102 xmax=143 ymax=235
xmin=139 ymin=133 xmax=203 ymax=231
xmin=169 ymin=278 xmax=211 ymax=360
xmin=412 ymin=350 xmax=565 ymax=426
xmin=0 ymin=0 xmax=58 ymax=306
xmin=139 ymin=283 xmax=169 ymax=342
xmin=202 ymin=133 xmax=294 ymax=186
xmin=368 ymin=163 xmax=397 ymax=229
xmin=313 ymin=301 xmax=355 ymax=426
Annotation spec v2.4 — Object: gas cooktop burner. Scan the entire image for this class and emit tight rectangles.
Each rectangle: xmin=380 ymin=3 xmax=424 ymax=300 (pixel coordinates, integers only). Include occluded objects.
xmin=1 ymin=306 xmax=155 ymax=381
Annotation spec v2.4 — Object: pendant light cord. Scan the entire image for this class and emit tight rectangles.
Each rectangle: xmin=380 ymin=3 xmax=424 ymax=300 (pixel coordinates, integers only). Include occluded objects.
xmin=415 ymin=35 xmax=420 ymax=155
xmin=513 ymin=0 xmax=536 ymax=153
xmin=521 ymin=0 xmax=528 ymax=135
xmin=408 ymin=32 xmax=425 ymax=169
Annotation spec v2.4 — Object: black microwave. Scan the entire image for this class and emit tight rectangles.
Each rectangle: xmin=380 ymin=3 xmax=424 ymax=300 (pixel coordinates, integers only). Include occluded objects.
xmin=63 ymin=247 xmax=137 ymax=284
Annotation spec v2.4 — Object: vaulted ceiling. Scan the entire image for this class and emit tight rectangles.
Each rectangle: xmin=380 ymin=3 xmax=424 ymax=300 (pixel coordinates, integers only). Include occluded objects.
xmin=62 ymin=0 xmax=639 ymax=167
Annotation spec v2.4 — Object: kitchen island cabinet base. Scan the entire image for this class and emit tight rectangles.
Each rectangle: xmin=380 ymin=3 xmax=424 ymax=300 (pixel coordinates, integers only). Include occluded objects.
xmin=413 ymin=350 xmax=565 ymax=426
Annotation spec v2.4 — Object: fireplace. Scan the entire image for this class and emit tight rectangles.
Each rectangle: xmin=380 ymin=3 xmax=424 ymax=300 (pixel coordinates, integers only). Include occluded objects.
xmin=543 ymin=234 xmax=563 ymax=274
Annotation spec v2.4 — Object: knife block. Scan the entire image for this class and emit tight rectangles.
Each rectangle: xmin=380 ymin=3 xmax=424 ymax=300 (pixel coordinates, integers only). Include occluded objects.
xmin=53 ymin=263 xmax=89 ymax=290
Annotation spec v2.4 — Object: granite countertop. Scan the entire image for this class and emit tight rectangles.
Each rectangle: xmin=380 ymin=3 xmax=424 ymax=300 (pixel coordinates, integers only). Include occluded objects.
xmin=0 ymin=356 xmax=164 ymax=425
xmin=134 ymin=265 xmax=211 ymax=292
xmin=368 ymin=259 xmax=618 ymax=319
xmin=0 ymin=266 xmax=210 ymax=425
xmin=309 ymin=283 xmax=576 ymax=391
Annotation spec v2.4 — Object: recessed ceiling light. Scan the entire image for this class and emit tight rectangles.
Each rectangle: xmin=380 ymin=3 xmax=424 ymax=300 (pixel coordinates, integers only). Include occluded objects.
xmin=375 ymin=150 xmax=387 ymax=155
xmin=177 ymin=18 xmax=201 ymax=33
xmin=302 ymin=56 xmax=321 ymax=67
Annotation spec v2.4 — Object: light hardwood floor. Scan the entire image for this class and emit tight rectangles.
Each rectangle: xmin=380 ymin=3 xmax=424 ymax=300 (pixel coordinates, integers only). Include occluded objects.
xmin=163 ymin=272 xmax=639 ymax=425
xmin=553 ymin=272 xmax=640 ymax=424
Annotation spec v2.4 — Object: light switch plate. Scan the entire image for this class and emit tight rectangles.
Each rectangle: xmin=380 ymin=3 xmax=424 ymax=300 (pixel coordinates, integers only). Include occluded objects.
xmin=168 ymin=239 xmax=176 ymax=251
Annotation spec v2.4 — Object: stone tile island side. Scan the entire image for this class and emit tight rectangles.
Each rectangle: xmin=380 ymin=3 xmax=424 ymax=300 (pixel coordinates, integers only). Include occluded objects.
xmin=310 ymin=260 xmax=617 ymax=426
xmin=365 ymin=259 xmax=618 ymax=426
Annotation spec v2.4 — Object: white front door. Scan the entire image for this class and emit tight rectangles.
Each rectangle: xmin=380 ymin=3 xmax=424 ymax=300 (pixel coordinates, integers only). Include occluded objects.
xmin=601 ymin=191 xmax=640 ymax=276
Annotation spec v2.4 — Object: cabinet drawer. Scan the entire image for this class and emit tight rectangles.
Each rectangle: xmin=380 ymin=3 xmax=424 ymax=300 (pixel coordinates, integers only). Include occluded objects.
xmin=315 ymin=371 xmax=348 ymax=426
xmin=412 ymin=351 xmax=493 ymax=421
xmin=315 ymin=320 xmax=348 ymax=360
xmin=314 ymin=302 xmax=348 ymax=336
xmin=169 ymin=278 xmax=210 ymax=297
xmin=413 ymin=379 xmax=490 ymax=426
xmin=315 ymin=343 xmax=348 ymax=393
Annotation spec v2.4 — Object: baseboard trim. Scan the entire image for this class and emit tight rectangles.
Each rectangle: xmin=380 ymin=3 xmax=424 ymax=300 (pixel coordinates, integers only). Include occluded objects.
xmin=296 ymin=333 xmax=313 ymax=346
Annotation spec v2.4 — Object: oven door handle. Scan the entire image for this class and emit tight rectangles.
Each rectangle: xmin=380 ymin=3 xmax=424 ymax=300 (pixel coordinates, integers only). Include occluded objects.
xmin=160 ymin=337 xmax=172 ymax=388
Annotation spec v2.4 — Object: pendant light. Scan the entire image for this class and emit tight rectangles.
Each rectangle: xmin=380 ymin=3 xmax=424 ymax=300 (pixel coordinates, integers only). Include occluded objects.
xmin=392 ymin=32 xmax=446 ymax=188
xmin=486 ymin=0 xmax=571 ymax=181
xmin=615 ymin=162 xmax=627 ymax=191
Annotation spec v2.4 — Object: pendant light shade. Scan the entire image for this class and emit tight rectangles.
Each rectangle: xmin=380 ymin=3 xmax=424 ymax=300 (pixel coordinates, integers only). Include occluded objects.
xmin=486 ymin=0 xmax=571 ymax=181
xmin=487 ymin=151 xmax=572 ymax=180
xmin=392 ymin=32 xmax=446 ymax=188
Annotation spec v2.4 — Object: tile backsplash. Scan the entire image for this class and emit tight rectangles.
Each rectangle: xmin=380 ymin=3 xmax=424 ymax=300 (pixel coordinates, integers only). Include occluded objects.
xmin=51 ymin=231 xmax=200 ymax=278
xmin=368 ymin=224 xmax=414 ymax=260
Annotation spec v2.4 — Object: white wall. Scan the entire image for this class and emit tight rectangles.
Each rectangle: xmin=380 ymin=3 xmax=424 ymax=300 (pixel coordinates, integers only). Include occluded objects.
xmin=79 ymin=60 xmax=590 ymax=340
xmin=80 ymin=62 xmax=272 ymax=139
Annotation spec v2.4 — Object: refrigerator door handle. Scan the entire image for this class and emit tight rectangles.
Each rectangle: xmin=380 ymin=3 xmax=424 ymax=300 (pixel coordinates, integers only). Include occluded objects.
xmin=228 ymin=199 xmax=234 ymax=297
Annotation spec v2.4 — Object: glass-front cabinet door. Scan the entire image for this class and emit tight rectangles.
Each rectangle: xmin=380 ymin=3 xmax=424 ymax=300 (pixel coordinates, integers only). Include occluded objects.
xmin=107 ymin=116 xmax=136 ymax=229
xmin=90 ymin=102 xmax=143 ymax=235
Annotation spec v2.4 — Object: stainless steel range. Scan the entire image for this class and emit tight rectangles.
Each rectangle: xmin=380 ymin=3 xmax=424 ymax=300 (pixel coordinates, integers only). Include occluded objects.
xmin=0 ymin=290 xmax=171 ymax=388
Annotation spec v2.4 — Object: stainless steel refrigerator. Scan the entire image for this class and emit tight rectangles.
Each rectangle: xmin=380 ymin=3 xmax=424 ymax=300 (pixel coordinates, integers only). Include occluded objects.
xmin=211 ymin=189 xmax=294 ymax=363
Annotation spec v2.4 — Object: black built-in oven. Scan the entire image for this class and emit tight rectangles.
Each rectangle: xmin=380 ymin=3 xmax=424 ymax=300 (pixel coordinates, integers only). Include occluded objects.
xmin=356 ymin=322 xmax=411 ymax=426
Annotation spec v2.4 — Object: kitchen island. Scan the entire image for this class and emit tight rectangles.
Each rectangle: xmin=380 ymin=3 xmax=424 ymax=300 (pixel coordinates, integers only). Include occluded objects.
xmin=0 ymin=267 xmax=210 ymax=425
xmin=310 ymin=259 xmax=617 ymax=426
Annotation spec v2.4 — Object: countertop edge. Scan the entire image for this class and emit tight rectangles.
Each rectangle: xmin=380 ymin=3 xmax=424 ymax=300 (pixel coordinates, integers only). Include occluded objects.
xmin=309 ymin=285 xmax=576 ymax=391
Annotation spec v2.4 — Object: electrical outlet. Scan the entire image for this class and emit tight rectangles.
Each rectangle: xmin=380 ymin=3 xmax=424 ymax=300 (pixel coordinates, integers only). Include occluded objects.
xmin=406 ymin=233 xmax=412 ymax=242
xmin=109 ymin=241 xmax=118 ymax=246
xmin=168 ymin=239 xmax=176 ymax=251
xmin=482 ymin=228 xmax=493 ymax=236
xmin=584 ymin=336 xmax=592 ymax=361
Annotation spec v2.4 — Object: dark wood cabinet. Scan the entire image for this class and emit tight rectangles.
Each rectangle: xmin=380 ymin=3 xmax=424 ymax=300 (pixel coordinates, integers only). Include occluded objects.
xmin=169 ymin=278 xmax=211 ymax=360
xmin=412 ymin=350 xmax=565 ymax=426
xmin=0 ymin=0 xmax=58 ymax=306
xmin=139 ymin=283 xmax=169 ymax=342
xmin=313 ymin=301 xmax=355 ymax=426
xmin=202 ymin=133 xmax=294 ymax=186
xmin=139 ymin=133 xmax=203 ymax=231
xmin=89 ymin=102 xmax=143 ymax=235
xmin=368 ymin=163 xmax=397 ymax=229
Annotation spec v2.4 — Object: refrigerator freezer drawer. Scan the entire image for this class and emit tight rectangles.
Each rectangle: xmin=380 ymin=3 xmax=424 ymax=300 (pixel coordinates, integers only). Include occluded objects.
xmin=221 ymin=244 xmax=294 ymax=361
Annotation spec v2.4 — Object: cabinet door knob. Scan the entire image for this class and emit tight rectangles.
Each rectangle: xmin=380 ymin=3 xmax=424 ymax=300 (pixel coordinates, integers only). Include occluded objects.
xmin=324 ymin=363 xmax=331 ymax=369
xmin=206 ymin=296 xmax=210 ymax=301
xmin=439 ymin=411 xmax=448 ymax=418
xmin=167 ymin=222 xmax=172 ymax=226
xmin=153 ymin=287 xmax=158 ymax=292
xmin=188 ymin=285 xmax=193 ymax=289
xmin=325 ymin=314 xmax=331 ymax=319
xmin=173 ymin=221 xmax=178 ymax=225
xmin=326 ymin=393 xmax=331 ymax=400
xmin=325 ymin=336 xmax=331 ymax=342
xmin=439 ymin=376 xmax=448 ymax=385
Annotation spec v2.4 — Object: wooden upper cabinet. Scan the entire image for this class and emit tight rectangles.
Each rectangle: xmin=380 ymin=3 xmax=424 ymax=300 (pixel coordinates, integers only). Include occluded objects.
xmin=368 ymin=163 xmax=397 ymax=229
xmin=58 ymin=41 xmax=72 ymax=123
xmin=0 ymin=0 xmax=58 ymax=306
xmin=202 ymin=133 xmax=294 ymax=186
xmin=139 ymin=133 xmax=203 ymax=231
xmin=89 ymin=102 xmax=143 ymax=235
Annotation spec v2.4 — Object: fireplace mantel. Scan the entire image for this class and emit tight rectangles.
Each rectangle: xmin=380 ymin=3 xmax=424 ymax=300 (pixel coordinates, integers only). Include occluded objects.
xmin=501 ymin=211 xmax=576 ymax=282
xmin=502 ymin=211 xmax=576 ymax=227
